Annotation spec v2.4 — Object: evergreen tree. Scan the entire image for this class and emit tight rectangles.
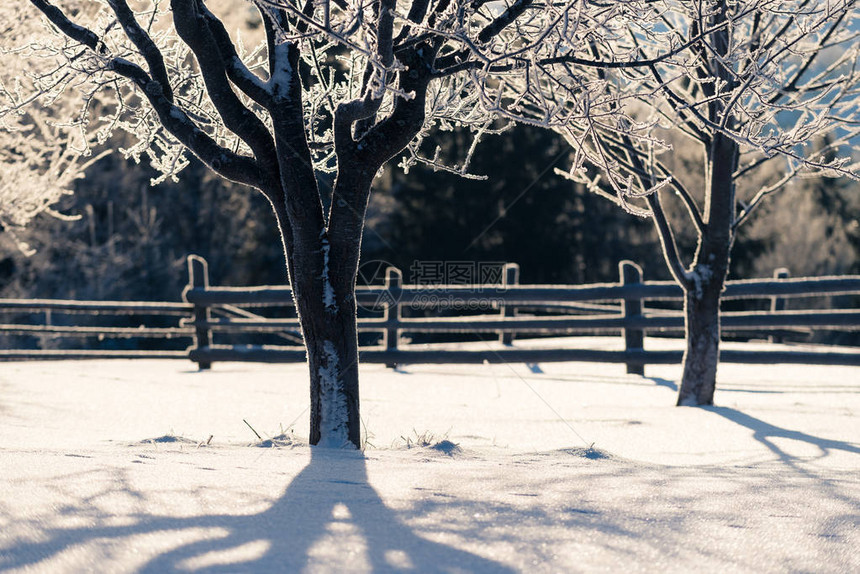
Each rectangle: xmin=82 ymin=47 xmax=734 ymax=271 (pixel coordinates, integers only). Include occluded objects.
xmin=371 ymin=125 xmax=663 ymax=285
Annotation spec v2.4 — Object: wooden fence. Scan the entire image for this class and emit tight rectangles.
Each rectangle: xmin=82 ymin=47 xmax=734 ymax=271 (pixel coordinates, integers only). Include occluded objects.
xmin=0 ymin=299 xmax=193 ymax=360
xmin=2 ymin=254 xmax=859 ymax=370
xmin=180 ymin=255 xmax=860 ymax=371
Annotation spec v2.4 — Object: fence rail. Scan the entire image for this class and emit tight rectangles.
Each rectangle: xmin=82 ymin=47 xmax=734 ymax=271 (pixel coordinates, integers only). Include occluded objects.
xmin=2 ymin=255 xmax=859 ymax=370
xmin=0 ymin=297 xmax=194 ymax=360
xmin=0 ymin=299 xmax=191 ymax=314
xmin=180 ymin=257 xmax=860 ymax=371
xmin=187 ymin=346 xmax=860 ymax=367
xmin=181 ymin=277 xmax=860 ymax=306
xmin=183 ymin=309 xmax=860 ymax=333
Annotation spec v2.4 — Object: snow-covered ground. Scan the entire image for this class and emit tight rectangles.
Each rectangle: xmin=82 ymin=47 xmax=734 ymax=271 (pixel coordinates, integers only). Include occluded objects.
xmin=1 ymin=337 xmax=858 ymax=573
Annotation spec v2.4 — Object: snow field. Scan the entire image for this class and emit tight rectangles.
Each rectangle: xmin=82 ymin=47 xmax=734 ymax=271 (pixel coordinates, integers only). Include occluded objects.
xmin=0 ymin=339 xmax=858 ymax=572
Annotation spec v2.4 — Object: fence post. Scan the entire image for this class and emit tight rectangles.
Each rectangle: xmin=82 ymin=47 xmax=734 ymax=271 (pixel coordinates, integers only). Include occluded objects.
xmin=769 ymin=267 xmax=790 ymax=344
xmin=184 ymin=254 xmax=212 ymax=370
xmin=620 ymin=260 xmax=645 ymax=375
xmin=499 ymin=263 xmax=520 ymax=345
xmin=384 ymin=266 xmax=402 ymax=369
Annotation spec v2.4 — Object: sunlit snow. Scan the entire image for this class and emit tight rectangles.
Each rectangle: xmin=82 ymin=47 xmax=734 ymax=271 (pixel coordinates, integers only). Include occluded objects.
xmin=0 ymin=337 xmax=857 ymax=572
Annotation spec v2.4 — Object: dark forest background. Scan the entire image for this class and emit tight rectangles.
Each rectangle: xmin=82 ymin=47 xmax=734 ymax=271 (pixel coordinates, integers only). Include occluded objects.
xmin=2 ymin=125 xmax=858 ymax=303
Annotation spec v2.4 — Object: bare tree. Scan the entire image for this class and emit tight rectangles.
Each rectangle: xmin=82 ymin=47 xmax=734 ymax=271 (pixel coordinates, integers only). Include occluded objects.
xmin=0 ymin=112 xmax=103 ymax=252
xmin=0 ymin=6 xmax=107 ymax=250
xmin=6 ymin=0 xmax=653 ymax=446
xmin=554 ymin=0 xmax=860 ymax=406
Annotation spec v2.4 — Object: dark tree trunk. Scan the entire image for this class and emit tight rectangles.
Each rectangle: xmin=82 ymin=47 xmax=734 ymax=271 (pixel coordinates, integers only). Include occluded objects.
xmin=283 ymin=231 xmax=363 ymax=449
xmin=676 ymin=127 xmax=737 ymax=406
xmin=301 ymin=291 xmax=361 ymax=448
xmin=677 ymin=272 xmax=722 ymax=406
xmin=265 ymin=174 xmax=364 ymax=449
xmin=270 ymin=159 xmax=374 ymax=449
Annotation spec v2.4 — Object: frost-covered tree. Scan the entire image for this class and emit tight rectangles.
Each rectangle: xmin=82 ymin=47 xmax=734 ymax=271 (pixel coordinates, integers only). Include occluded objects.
xmin=0 ymin=112 xmax=100 ymax=253
xmin=7 ymin=0 xmax=651 ymax=447
xmin=0 ymin=7 xmax=107 ymax=251
xmin=555 ymin=0 xmax=860 ymax=406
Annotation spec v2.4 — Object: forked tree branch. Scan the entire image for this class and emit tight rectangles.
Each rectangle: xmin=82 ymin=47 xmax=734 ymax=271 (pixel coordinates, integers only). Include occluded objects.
xmin=107 ymin=0 xmax=174 ymax=102
xmin=170 ymin=0 xmax=279 ymax=186
xmin=732 ymin=166 xmax=801 ymax=231
xmin=29 ymin=0 xmax=265 ymax=189
xmin=30 ymin=0 xmax=107 ymax=56
xmin=646 ymin=190 xmax=692 ymax=289
xmin=197 ymin=3 xmax=274 ymax=107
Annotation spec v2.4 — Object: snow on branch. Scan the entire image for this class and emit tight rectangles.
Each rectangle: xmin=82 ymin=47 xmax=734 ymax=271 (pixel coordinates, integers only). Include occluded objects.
xmin=4 ymin=0 xmax=672 ymax=203
xmin=0 ymin=4 xmax=110 ymax=242
xmin=545 ymin=1 xmax=860 ymax=224
xmin=10 ymin=0 xmax=853 ymax=244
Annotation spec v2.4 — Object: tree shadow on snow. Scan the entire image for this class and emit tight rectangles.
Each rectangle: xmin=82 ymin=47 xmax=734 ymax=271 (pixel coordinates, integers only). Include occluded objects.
xmin=646 ymin=376 xmax=677 ymax=391
xmin=1 ymin=449 xmax=515 ymax=573
xmin=707 ymin=406 xmax=860 ymax=464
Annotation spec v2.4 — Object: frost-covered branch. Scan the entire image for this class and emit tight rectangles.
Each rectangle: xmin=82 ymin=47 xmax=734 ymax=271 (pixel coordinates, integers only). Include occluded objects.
xmin=0 ymin=110 xmax=107 ymax=235
xmin=107 ymin=0 xmax=174 ymax=102
xmin=550 ymin=0 xmax=860 ymax=229
xmin=8 ymin=0 xmax=674 ymax=201
xmin=0 ymin=3 xmax=110 ymax=244
xmin=646 ymin=188 xmax=691 ymax=289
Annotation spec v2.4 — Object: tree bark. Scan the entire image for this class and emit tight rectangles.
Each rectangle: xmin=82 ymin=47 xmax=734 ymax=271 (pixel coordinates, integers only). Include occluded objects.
xmin=271 ymin=162 xmax=372 ymax=449
xmin=671 ymin=5 xmax=740 ymax=406
xmin=677 ymin=274 xmax=722 ymax=406
xmin=676 ymin=127 xmax=737 ymax=406
xmin=301 ymin=292 xmax=361 ymax=448
xmin=286 ymin=229 xmax=363 ymax=449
